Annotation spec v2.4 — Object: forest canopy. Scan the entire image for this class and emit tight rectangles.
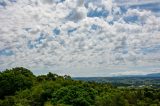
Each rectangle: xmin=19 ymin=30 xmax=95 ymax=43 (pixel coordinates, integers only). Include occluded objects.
xmin=0 ymin=67 xmax=160 ymax=106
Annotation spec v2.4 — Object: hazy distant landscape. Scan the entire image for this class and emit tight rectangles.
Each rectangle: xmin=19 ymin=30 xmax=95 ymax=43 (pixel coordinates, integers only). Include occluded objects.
xmin=74 ymin=73 xmax=160 ymax=88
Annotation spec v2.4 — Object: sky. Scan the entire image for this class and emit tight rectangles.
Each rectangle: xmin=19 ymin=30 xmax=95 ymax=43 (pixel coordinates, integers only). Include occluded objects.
xmin=0 ymin=0 xmax=160 ymax=77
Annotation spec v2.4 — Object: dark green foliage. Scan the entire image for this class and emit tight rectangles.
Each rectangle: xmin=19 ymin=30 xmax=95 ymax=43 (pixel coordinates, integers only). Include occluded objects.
xmin=0 ymin=67 xmax=36 ymax=99
xmin=0 ymin=67 xmax=160 ymax=106
xmin=51 ymin=85 xmax=96 ymax=106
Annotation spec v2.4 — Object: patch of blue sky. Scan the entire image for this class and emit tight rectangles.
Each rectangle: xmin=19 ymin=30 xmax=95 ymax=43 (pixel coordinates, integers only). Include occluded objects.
xmin=27 ymin=33 xmax=46 ymax=49
xmin=35 ymin=33 xmax=46 ymax=44
xmin=55 ymin=0 xmax=65 ymax=3
xmin=91 ymin=24 xmax=102 ymax=30
xmin=53 ymin=28 xmax=60 ymax=36
xmin=123 ymin=15 xmax=139 ymax=24
xmin=0 ymin=48 xmax=14 ymax=56
xmin=52 ymin=0 xmax=65 ymax=4
xmin=129 ymin=2 xmax=160 ymax=13
xmin=112 ymin=46 xmax=128 ymax=55
xmin=122 ymin=48 xmax=128 ymax=54
xmin=107 ymin=19 xmax=114 ymax=25
xmin=140 ymin=44 xmax=160 ymax=54
xmin=87 ymin=8 xmax=109 ymax=18
xmin=68 ymin=28 xmax=77 ymax=34
xmin=66 ymin=10 xmax=82 ymax=22
xmin=23 ymin=28 xmax=32 ymax=32
xmin=0 ymin=0 xmax=16 ymax=8
xmin=59 ymin=40 xmax=65 ymax=46
xmin=9 ymin=0 xmax=16 ymax=3
xmin=27 ymin=40 xmax=35 ymax=49
xmin=119 ymin=6 xmax=128 ymax=14
xmin=0 ymin=0 xmax=7 ymax=7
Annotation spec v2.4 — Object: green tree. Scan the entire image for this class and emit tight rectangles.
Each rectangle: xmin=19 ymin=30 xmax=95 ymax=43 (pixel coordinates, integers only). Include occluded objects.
xmin=51 ymin=85 xmax=96 ymax=106
xmin=0 ymin=67 xmax=35 ymax=99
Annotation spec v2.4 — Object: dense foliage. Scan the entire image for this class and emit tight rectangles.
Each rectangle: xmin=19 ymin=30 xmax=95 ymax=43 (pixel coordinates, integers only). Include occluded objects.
xmin=0 ymin=67 xmax=36 ymax=99
xmin=0 ymin=67 xmax=160 ymax=106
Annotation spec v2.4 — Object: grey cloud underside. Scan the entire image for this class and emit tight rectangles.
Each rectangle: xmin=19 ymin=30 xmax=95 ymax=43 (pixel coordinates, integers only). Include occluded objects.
xmin=0 ymin=0 xmax=160 ymax=76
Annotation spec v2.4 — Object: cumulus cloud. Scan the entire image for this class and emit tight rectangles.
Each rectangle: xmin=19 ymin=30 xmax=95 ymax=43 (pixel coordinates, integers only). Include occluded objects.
xmin=0 ymin=0 xmax=160 ymax=76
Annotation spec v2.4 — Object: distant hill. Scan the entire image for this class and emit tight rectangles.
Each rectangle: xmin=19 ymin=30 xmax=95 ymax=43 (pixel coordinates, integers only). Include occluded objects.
xmin=73 ymin=73 xmax=160 ymax=88
xmin=146 ymin=73 xmax=160 ymax=77
xmin=73 ymin=73 xmax=160 ymax=80
xmin=117 ymin=73 xmax=160 ymax=78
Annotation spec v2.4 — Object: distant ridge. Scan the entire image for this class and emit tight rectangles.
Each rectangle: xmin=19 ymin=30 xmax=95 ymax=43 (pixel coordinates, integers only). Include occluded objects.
xmin=116 ymin=73 xmax=160 ymax=78
xmin=146 ymin=73 xmax=160 ymax=77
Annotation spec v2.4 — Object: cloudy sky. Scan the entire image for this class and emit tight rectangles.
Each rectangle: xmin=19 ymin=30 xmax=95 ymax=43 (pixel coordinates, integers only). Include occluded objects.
xmin=0 ymin=0 xmax=160 ymax=77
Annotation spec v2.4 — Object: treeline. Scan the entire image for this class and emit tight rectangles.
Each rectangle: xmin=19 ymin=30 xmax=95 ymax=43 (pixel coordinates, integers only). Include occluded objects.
xmin=0 ymin=67 xmax=160 ymax=106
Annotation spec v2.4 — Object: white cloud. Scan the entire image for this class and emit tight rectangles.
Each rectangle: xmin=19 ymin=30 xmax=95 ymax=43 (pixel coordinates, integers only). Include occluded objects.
xmin=0 ymin=0 xmax=160 ymax=76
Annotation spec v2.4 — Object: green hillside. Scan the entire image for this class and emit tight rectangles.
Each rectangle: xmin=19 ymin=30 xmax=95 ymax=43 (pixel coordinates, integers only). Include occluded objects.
xmin=0 ymin=67 xmax=160 ymax=106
